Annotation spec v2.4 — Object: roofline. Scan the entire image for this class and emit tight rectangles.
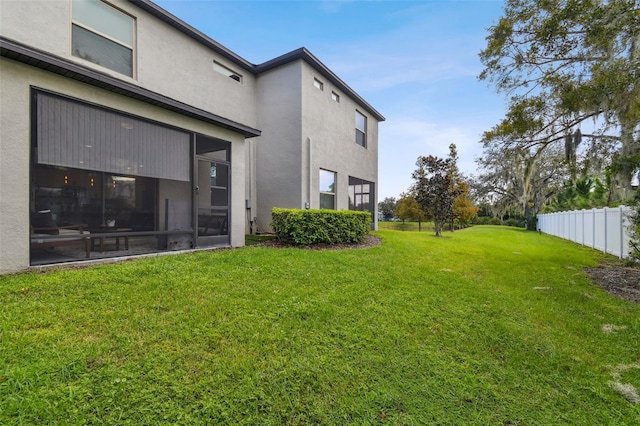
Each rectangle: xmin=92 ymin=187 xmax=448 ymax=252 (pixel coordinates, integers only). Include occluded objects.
xmin=127 ymin=0 xmax=385 ymax=122
xmin=128 ymin=0 xmax=255 ymax=72
xmin=0 ymin=37 xmax=261 ymax=138
xmin=255 ymin=48 xmax=386 ymax=122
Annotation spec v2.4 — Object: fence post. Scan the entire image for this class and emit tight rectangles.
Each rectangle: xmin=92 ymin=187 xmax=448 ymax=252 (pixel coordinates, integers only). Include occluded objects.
xmin=592 ymin=208 xmax=596 ymax=249
xmin=604 ymin=207 xmax=609 ymax=255
xmin=581 ymin=209 xmax=584 ymax=245
xmin=620 ymin=206 xmax=625 ymax=259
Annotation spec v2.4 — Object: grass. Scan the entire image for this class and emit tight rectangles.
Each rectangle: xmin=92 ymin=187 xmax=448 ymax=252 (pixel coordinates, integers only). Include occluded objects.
xmin=378 ymin=220 xmax=434 ymax=232
xmin=1 ymin=226 xmax=639 ymax=424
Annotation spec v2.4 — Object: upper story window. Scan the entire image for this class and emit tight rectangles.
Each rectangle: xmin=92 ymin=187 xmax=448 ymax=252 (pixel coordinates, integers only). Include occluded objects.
xmin=72 ymin=0 xmax=134 ymax=77
xmin=313 ymin=78 xmax=324 ymax=91
xmin=331 ymin=91 xmax=340 ymax=103
xmin=213 ymin=61 xmax=243 ymax=83
xmin=355 ymin=110 xmax=367 ymax=147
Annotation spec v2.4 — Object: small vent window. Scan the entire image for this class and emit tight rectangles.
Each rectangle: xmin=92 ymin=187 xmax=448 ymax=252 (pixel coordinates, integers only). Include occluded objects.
xmin=313 ymin=78 xmax=324 ymax=91
xmin=213 ymin=61 xmax=242 ymax=83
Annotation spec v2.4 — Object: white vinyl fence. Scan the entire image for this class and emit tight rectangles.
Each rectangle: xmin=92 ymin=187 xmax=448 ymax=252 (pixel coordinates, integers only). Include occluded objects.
xmin=537 ymin=206 xmax=633 ymax=259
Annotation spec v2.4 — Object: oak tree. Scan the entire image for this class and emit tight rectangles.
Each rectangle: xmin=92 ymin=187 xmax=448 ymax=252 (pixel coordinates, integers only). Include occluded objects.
xmin=479 ymin=0 xmax=640 ymax=200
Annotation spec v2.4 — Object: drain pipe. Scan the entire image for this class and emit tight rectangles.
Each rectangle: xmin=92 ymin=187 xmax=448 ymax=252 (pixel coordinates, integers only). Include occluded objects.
xmin=247 ymin=139 xmax=254 ymax=234
xmin=307 ymin=136 xmax=312 ymax=209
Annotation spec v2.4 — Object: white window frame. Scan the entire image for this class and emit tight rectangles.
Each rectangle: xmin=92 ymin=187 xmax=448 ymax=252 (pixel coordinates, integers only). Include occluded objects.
xmin=331 ymin=91 xmax=340 ymax=103
xmin=319 ymin=169 xmax=336 ymax=209
xmin=313 ymin=78 xmax=324 ymax=91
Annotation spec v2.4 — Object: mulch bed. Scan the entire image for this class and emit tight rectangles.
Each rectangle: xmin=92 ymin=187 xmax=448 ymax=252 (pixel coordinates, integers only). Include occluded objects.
xmin=585 ymin=264 xmax=640 ymax=304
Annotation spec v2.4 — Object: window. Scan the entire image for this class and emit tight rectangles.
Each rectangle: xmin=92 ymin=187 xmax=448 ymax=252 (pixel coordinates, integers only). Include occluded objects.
xmin=355 ymin=110 xmax=367 ymax=147
xmin=72 ymin=0 xmax=134 ymax=77
xmin=331 ymin=91 xmax=340 ymax=103
xmin=349 ymin=177 xmax=373 ymax=212
xmin=349 ymin=176 xmax=375 ymax=229
xmin=313 ymin=78 xmax=324 ymax=91
xmin=213 ymin=61 xmax=243 ymax=83
xmin=319 ymin=169 xmax=336 ymax=209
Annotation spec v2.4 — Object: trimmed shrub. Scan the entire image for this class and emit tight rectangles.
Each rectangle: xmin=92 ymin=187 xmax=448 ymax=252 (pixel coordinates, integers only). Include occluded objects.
xmin=271 ymin=208 xmax=371 ymax=245
xmin=504 ymin=218 xmax=526 ymax=228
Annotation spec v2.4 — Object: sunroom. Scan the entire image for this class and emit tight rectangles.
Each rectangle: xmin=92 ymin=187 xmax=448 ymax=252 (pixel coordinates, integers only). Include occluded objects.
xmin=30 ymin=88 xmax=237 ymax=266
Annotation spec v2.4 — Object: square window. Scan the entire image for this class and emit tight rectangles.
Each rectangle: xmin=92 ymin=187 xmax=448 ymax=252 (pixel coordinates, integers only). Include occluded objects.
xmin=331 ymin=91 xmax=340 ymax=102
xmin=313 ymin=78 xmax=324 ymax=91
xmin=72 ymin=0 xmax=134 ymax=77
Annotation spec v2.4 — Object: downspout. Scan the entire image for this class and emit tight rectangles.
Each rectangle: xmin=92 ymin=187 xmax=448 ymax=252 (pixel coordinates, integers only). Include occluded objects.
xmin=307 ymin=137 xmax=312 ymax=209
xmin=247 ymin=139 xmax=254 ymax=234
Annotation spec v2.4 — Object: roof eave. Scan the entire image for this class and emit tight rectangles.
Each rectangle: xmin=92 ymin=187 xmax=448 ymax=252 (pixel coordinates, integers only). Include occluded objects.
xmin=128 ymin=1 xmax=384 ymax=122
xmin=127 ymin=0 xmax=256 ymax=73
xmin=0 ymin=37 xmax=261 ymax=138
xmin=256 ymin=48 xmax=386 ymax=122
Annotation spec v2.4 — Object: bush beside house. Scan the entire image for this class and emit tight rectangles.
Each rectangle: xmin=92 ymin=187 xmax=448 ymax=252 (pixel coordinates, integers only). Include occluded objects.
xmin=271 ymin=208 xmax=370 ymax=245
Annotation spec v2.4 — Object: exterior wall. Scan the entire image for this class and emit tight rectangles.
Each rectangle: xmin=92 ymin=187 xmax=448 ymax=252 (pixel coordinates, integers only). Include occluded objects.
xmin=253 ymin=61 xmax=303 ymax=233
xmin=0 ymin=0 xmax=70 ymax=58
xmin=132 ymin=3 xmax=257 ymax=127
xmin=249 ymin=59 xmax=380 ymax=233
xmin=0 ymin=0 xmax=258 ymax=128
xmin=0 ymin=61 xmax=32 ymax=274
xmin=0 ymin=58 xmax=246 ymax=273
xmin=300 ymin=62 xmax=379 ymax=228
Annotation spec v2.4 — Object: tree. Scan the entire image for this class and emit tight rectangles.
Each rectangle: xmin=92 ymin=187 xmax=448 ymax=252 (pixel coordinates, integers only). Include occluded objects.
xmin=479 ymin=0 xmax=640 ymax=201
xmin=473 ymin=142 xmax=566 ymax=230
xmin=453 ymin=180 xmax=479 ymax=228
xmin=411 ymin=154 xmax=460 ymax=236
xmin=378 ymin=197 xmax=397 ymax=221
xmin=395 ymin=194 xmax=427 ymax=230
xmin=543 ymin=175 xmax=611 ymax=212
xmin=446 ymin=144 xmax=478 ymax=230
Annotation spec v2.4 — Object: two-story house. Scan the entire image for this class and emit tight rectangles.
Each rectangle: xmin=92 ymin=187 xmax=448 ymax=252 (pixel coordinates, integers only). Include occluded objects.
xmin=0 ymin=0 xmax=384 ymax=274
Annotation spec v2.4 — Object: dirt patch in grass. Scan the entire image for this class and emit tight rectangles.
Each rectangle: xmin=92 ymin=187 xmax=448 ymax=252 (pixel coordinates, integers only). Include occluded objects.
xmin=585 ymin=263 xmax=640 ymax=304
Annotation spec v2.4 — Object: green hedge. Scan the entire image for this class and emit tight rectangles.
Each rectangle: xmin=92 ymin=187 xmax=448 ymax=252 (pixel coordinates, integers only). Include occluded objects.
xmin=271 ymin=208 xmax=371 ymax=245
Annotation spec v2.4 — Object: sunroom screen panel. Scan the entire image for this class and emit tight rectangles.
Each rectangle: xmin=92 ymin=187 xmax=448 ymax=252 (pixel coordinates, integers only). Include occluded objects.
xmin=36 ymin=91 xmax=190 ymax=181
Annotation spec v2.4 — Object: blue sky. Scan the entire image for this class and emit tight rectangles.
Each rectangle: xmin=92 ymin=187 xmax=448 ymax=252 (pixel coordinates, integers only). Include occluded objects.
xmin=155 ymin=0 xmax=507 ymax=200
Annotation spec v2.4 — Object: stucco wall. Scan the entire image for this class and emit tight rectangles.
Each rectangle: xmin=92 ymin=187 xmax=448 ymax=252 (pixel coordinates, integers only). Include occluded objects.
xmin=249 ymin=59 xmax=380 ymax=232
xmin=0 ymin=58 xmax=246 ymax=273
xmin=0 ymin=0 xmax=257 ymax=128
xmin=253 ymin=61 xmax=303 ymax=233
xmin=300 ymin=62 xmax=379 ymax=226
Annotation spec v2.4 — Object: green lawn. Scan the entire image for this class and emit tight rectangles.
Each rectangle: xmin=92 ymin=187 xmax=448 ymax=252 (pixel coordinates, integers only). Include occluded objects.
xmin=1 ymin=226 xmax=639 ymax=424
xmin=379 ymin=220 xmax=435 ymax=232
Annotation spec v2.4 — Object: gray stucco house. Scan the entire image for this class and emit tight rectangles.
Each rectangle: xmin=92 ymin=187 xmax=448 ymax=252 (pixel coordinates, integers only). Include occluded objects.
xmin=0 ymin=0 xmax=384 ymax=274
